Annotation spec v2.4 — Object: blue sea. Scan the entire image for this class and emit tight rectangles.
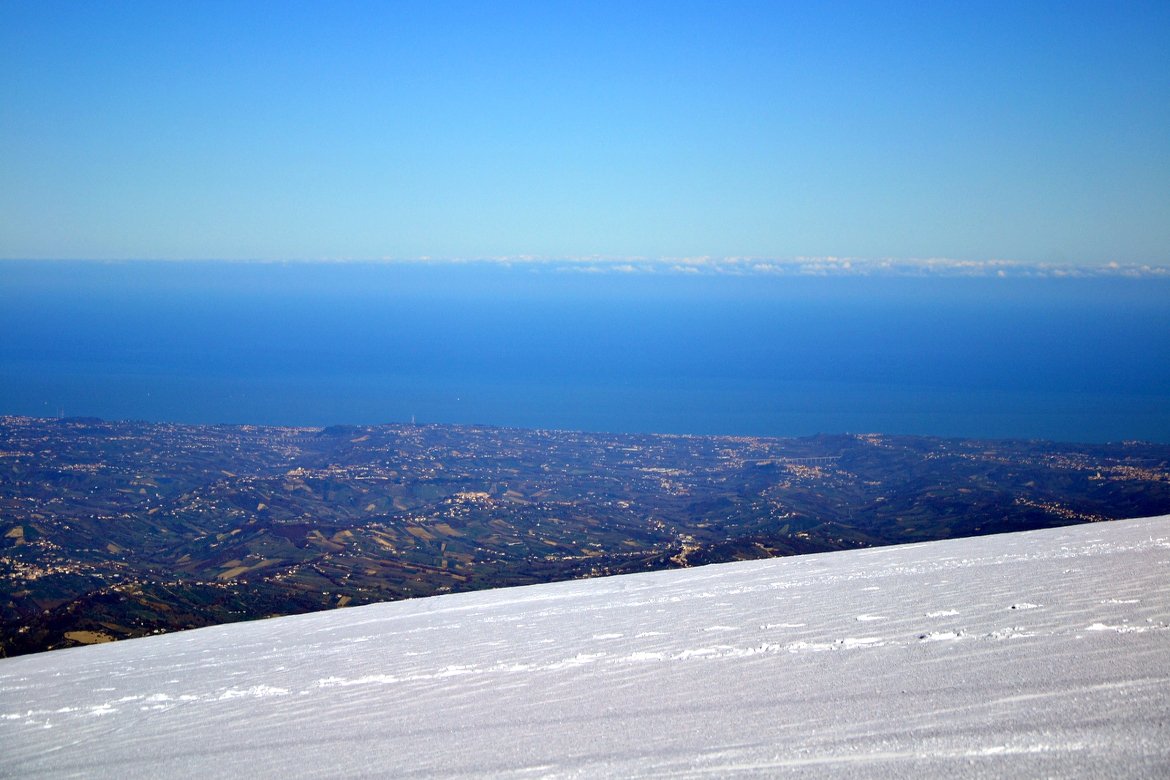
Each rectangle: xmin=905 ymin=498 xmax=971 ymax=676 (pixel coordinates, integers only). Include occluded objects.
xmin=1 ymin=261 xmax=1168 ymax=443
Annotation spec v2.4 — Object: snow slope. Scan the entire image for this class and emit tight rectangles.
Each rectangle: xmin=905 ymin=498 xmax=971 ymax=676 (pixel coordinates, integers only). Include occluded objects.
xmin=3 ymin=516 xmax=1169 ymax=779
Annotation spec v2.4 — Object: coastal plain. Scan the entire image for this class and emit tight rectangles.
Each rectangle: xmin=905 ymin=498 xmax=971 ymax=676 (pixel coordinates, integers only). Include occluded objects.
xmin=2 ymin=417 xmax=1168 ymax=656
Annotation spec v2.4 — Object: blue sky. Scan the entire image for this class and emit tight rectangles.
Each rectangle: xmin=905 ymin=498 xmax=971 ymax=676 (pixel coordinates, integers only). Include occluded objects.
xmin=1 ymin=1 xmax=1167 ymax=263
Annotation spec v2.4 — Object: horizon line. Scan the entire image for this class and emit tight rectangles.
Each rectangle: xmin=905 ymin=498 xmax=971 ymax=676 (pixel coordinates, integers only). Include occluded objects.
xmin=3 ymin=256 xmax=1170 ymax=279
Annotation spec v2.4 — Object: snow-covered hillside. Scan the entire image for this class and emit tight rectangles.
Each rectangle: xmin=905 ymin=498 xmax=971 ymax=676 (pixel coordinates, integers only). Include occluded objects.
xmin=3 ymin=516 xmax=1169 ymax=779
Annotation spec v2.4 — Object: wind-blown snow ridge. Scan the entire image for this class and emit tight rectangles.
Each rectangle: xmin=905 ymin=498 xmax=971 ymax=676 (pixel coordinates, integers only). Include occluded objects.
xmin=3 ymin=516 xmax=1169 ymax=779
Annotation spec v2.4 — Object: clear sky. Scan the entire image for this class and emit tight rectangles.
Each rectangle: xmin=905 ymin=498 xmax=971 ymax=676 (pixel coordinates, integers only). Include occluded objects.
xmin=1 ymin=1 xmax=1167 ymax=263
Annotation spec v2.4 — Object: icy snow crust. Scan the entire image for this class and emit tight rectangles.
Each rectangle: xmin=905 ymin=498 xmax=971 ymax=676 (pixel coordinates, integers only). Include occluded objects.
xmin=3 ymin=517 xmax=1170 ymax=779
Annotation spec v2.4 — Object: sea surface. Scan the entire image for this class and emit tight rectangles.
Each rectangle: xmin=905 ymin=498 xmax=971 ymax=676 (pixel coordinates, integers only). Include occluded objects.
xmin=1 ymin=260 xmax=1168 ymax=443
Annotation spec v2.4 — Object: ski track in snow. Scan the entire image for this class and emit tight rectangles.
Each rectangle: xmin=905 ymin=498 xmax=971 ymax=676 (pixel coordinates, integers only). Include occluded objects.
xmin=3 ymin=515 xmax=1170 ymax=778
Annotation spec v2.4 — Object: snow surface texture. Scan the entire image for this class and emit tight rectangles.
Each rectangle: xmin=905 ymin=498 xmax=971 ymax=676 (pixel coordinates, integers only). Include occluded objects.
xmin=3 ymin=516 xmax=1170 ymax=779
